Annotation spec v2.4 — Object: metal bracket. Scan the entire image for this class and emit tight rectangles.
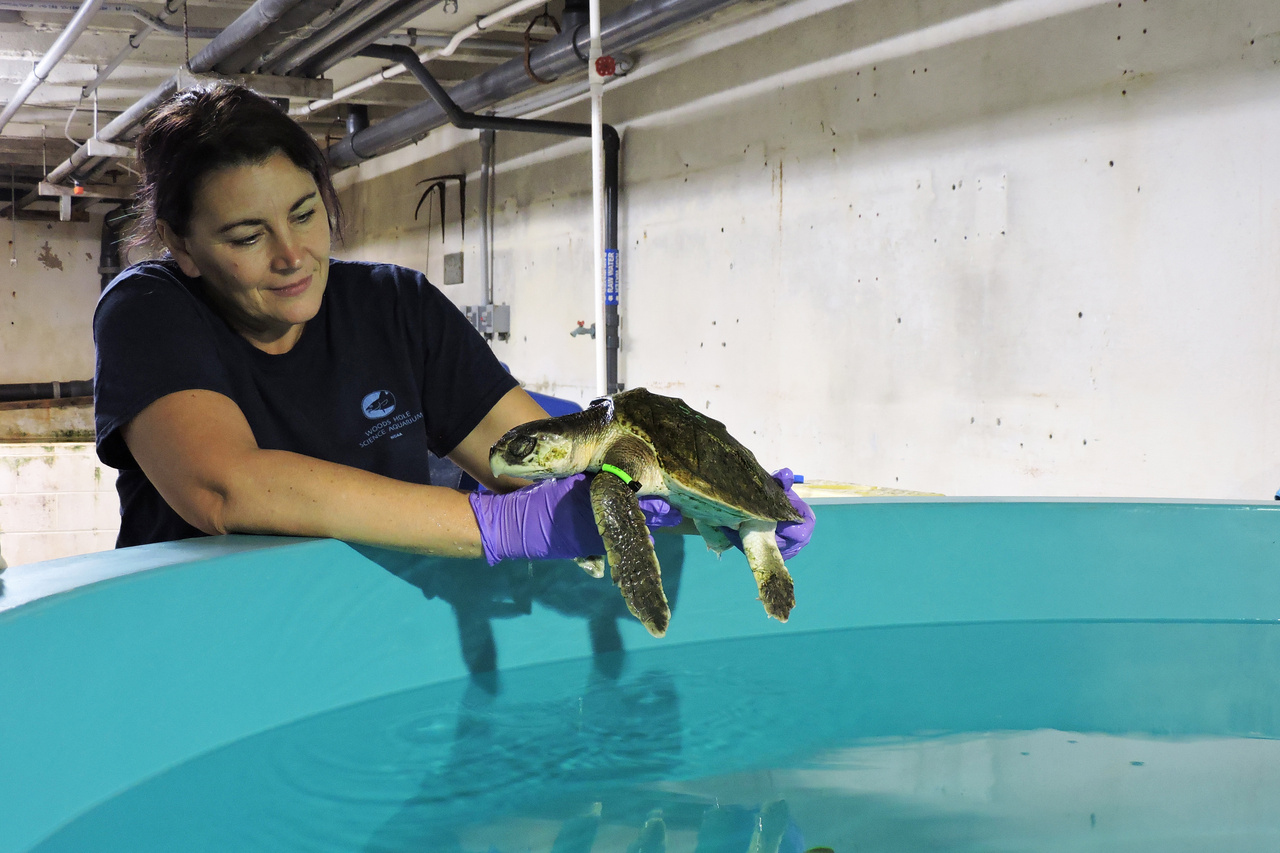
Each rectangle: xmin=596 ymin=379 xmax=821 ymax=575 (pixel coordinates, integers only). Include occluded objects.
xmin=39 ymin=181 xmax=135 ymax=200
xmin=175 ymin=68 xmax=334 ymax=100
xmin=85 ymin=139 xmax=135 ymax=159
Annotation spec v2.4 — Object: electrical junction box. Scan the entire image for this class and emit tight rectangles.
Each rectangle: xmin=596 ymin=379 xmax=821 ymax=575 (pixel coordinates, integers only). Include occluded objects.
xmin=465 ymin=303 xmax=510 ymax=340
xmin=442 ymin=252 xmax=464 ymax=285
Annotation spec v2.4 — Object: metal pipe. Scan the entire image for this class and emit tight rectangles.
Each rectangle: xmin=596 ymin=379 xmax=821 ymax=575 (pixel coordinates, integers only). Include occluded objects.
xmin=290 ymin=0 xmax=590 ymax=118
xmin=214 ymin=0 xmax=351 ymax=74
xmin=291 ymin=33 xmax=531 ymax=117
xmin=356 ymin=44 xmax=625 ymax=392
xmin=603 ymin=126 xmax=620 ymax=393
xmin=0 ymin=381 xmax=94 ymax=403
xmin=355 ymin=44 xmax=606 ymax=139
xmin=186 ymin=0 xmax=309 ymax=73
xmin=259 ymin=0 xmax=408 ymax=75
xmin=479 ymin=128 xmax=495 ymax=307
xmin=45 ymin=0 xmax=329 ymax=186
xmin=289 ymin=0 xmax=443 ymax=77
xmin=437 ymin=0 xmax=549 ymax=58
xmin=0 ymin=0 xmax=217 ymax=36
xmin=98 ymin=206 xmax=132 ymax=290
xmin=81 ymin=0 xmax=183 ymax=99
xmin=0 ymin=1 xmax=218 ymax=37
xmin=373 ymin=33 xmax=526 ymax=55
xmin=0 ymin=0 xmax=107 ymax=135
xmin=46 ymin=75 xmax=179 ymax=185
xmin=328 ymin=0 xmax=744 ymax=169
xmin=588 ymin=0 xmax=606 ymax=394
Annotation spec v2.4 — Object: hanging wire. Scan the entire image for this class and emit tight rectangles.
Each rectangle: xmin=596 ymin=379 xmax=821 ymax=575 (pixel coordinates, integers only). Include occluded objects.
xmin=64 ymin=94 xmax=84 ymax=146
xmin=183 ymin=0 xmax=190 ymax=67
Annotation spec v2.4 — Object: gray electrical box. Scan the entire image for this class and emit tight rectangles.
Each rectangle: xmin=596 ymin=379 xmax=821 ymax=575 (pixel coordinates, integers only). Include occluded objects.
xmin=465 ymin=303 xmax=511 ymax=340
xmin=442 ymin=252 xmax=464 ymax=285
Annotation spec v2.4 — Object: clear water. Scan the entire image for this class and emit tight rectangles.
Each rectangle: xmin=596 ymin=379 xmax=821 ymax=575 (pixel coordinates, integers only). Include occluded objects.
xmin=32 ymin=621 xmax=1280 ymax=852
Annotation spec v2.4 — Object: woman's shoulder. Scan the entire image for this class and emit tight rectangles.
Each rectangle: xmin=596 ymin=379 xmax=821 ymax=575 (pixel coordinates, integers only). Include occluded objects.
xmin=96 ymin=259 xmax=203 ymax=317
xmin=327 ymin=259 xmax=429 ymax=289
xmin=100 ymin=258 xmax=190 ymax=300
xmin=325 ymin=259 xmax=451 ymax=309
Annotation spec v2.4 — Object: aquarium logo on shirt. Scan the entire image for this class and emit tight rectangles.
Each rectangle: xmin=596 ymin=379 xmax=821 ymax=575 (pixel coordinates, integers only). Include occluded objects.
xmin=361 ymin=390 xmax=397 ymax=419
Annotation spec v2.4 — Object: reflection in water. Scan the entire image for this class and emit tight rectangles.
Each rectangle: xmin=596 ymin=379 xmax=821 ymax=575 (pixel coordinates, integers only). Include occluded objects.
xmin=27 ymin=620 xmax=1280 ymax=852
xmin=365 ymin=665 xmax=684 ymax=851
xmin=356 ymin=535 xmax=686 ymax=677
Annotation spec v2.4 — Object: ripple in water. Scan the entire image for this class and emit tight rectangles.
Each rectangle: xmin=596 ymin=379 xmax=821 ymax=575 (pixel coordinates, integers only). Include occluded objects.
xmin=29 ymin=621 xmax=1280 ymax=852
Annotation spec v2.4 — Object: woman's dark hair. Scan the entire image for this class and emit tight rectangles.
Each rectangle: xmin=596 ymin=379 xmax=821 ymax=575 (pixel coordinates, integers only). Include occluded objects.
xmin=129 ymin=82 xmax=344 ymax=252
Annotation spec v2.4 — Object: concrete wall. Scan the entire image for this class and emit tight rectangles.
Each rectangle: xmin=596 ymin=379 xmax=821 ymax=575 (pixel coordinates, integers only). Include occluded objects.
xmin=0 ymin=216 xmax=113 ymax=566
xmin=334 ymin=0 xmax=1280 ymax=500
xmin=1 ymin=214 xmax=101 ymax=383
xmin=0 ymin=442 xmax=119 ymax=567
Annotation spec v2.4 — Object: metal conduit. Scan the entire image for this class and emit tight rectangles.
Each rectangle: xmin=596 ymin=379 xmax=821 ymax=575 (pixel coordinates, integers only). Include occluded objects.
xmin=360 ymin=43 xmax=625 ymax=392
xmin=44 ymin=0 xmax=319 ymax=187
xmin=213 ymin=0 xmax=353 ymax=74
xmin=328 ymin=0 xmax=745 ymax=169
xmin=45 ymin=77 xmax=179 ymax=185
xmin=291 ymin=0 xmax=444 ymax=77
xmin=0 ymin=1 xmax=219 ymax=38
xmin=82 ymin=0 xmax=197 ymax=100
xmin=262 ymin=0 xmax=436 ymax=76
xmin=0 ymin=381 xmax=94 ymax=403
xmin=186 ymin=0 xmax=310 ymax=72
xmin=0 ymin=0 xmax=106 ymax=135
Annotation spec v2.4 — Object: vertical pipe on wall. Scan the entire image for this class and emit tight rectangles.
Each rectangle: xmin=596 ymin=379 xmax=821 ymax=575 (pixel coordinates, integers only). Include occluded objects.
xmin=479 ymin=128 xmax=496 ymax=306
xmin=603 ymin=129 xmax=620 ymax=393
xmin=587 ymin=0 xmax=607 ymax=396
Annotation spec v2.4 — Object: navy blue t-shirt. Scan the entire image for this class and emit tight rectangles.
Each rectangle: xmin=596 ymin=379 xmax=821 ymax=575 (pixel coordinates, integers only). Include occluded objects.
xmin=93 ymin=259 xmax=518 ymax=548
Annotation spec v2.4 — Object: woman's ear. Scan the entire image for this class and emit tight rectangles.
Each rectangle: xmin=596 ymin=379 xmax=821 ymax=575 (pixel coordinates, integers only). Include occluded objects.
xmin=156 ymin=220 xmax=201 ymax=278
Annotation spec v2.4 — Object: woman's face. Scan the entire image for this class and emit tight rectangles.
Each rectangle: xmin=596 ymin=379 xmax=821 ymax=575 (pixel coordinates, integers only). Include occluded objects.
xmin=160 ymin=151 xmax=331 ymax=354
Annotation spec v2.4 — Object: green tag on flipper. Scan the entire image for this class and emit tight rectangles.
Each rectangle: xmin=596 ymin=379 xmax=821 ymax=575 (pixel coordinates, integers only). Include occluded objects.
xmin=600 ymin=463 xmax=642 ymax=492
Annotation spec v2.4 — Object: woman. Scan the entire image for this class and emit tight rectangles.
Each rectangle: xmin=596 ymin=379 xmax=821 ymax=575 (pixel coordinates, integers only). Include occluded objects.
xmin=94 ymin=83 xmax=813 ymax=566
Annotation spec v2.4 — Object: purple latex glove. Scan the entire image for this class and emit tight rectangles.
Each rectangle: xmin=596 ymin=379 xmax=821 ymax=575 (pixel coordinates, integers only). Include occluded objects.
xmin=724 ymin=468 xmax=816 ymax=560
xmin=468 ymin=473 xmax=684 ymax=566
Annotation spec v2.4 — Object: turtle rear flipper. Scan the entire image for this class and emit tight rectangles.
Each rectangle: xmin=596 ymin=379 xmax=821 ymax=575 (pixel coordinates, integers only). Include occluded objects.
xmin=575 ymin=555 xmax=606 ymax=578
xmin=693 ymin=518 xmax=734 ymax=555
xmin=589 ymin=470 xmax=670 ymax=637
xmin=739 ymin=520 xmax=795 ymax=622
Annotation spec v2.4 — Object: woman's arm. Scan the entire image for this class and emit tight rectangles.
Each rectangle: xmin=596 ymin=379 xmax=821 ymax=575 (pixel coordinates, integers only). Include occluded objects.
xmin=445 ymin=386 xmax=549 ymax=492
xmin=122 ymin=386 xmax=547 ymax=556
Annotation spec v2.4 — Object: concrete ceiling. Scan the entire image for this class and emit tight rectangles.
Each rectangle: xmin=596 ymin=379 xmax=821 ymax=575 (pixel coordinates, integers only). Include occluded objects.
xmin=0 ymin=0 xmax=564 ymax=216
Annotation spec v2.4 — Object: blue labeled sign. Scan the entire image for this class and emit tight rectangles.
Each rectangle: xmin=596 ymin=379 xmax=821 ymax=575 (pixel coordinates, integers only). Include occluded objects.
xmin=604 ymin=249 xmax=619 ymax=305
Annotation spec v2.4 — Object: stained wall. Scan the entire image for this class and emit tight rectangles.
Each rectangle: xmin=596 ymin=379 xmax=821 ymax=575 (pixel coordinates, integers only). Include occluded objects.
xmin=336 ymin=0 xmax=1280 ymax=499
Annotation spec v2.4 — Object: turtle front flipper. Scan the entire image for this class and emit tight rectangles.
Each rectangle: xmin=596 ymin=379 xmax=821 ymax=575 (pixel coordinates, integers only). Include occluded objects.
xmin=589 ymin=463 xmax=669 ymax=638
xmin=738 ymin=519 xmax=795 ymax=622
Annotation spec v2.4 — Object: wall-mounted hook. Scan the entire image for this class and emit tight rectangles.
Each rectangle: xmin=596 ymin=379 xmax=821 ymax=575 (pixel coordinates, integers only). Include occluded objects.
xmin=415 ymin=173 xmax=466 ymax=270
xmin=414 ymin=173 xmax=466 ymax=242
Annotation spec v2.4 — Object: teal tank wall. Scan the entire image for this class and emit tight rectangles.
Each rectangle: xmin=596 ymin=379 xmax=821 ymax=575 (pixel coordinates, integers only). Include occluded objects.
xmin=2 ymin=499 xmax=1280 ymax=852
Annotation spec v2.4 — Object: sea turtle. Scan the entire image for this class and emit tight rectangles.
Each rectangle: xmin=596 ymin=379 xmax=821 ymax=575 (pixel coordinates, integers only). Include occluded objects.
xmin=489 ymin=387 xmax=802 ymax=637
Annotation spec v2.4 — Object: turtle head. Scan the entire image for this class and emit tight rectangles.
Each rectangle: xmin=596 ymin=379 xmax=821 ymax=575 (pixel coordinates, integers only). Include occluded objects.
xmin=489 ymin=419 xmax=589 ymax=480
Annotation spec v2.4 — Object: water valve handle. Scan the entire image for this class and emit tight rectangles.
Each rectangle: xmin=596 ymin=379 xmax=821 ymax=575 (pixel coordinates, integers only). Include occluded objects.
xmin=595 ymin=55 xmax=616 ymax=77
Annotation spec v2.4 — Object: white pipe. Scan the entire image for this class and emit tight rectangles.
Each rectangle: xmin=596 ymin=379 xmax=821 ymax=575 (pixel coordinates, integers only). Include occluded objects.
xmin=439 ymin=0 xmax=548 ymax=57
xmin=589 ymin=0 xmax=606 ymax=395
xmin=292 ymin=0 xmax=552 ymax=117
xmin=0 ymin=0 xmax=107 ymax=134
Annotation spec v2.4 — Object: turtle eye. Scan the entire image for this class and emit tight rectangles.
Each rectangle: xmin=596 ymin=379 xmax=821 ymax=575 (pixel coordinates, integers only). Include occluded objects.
xmin=508 ymin=435 xmax=537 ymax=460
